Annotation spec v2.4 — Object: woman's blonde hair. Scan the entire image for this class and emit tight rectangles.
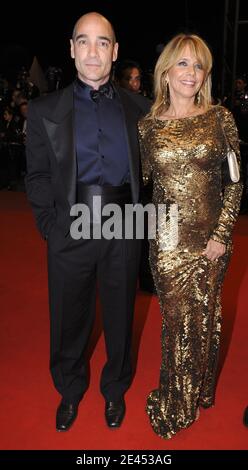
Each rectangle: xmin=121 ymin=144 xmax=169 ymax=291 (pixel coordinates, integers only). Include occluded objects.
xmin=150 ymin=33 xmax=213 ymax=119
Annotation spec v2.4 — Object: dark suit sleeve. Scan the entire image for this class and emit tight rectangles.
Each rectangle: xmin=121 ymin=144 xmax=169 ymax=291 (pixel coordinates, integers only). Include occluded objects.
xmin=124 ymin=90 xmax=151 ymax=115
xmin=25 ymin=100 xmax=56 ymax=239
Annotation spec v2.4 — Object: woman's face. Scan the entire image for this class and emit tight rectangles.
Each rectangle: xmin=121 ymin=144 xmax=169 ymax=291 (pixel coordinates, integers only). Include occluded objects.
xmin=167 ymin=45 xmax=205 ymax=102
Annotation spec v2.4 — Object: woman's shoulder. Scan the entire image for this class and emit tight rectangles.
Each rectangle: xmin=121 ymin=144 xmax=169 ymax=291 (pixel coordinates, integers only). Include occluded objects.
xmin=138 ymin=114 xmax=153 ymax=132
xmin=213 ymin=104 xmax=234 ymax=120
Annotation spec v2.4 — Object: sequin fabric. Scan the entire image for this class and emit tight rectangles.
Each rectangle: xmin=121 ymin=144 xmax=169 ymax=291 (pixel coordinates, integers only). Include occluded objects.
xmin=138 ymin=105 xmax=243 ymax=439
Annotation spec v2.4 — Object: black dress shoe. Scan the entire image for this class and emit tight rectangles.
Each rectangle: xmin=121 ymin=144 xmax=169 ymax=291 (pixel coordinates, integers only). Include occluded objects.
xmin=105 ymin=398 xmax=126 ymax=428
xmin=56 ymin=401 xmax=78 ymax=432
xmin=243 ymin=406 xmax=248 ymax=427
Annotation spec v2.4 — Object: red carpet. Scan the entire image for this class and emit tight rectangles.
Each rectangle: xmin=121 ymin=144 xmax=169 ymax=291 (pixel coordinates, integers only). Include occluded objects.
xmin=0 ymin=191 xmax=247 ymax=450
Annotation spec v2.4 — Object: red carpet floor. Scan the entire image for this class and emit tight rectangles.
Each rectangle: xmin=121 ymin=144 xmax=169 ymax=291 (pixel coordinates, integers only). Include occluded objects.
xmin=0 ymin=191 xmax=247 ymax=450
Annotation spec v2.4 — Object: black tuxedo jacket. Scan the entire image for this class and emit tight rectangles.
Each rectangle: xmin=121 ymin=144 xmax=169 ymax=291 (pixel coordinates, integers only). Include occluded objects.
xmin=26 ymin=83 xmax=150 ymax=239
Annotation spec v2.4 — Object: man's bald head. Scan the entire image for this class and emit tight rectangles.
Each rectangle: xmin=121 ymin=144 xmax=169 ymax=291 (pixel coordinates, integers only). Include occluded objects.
xmin=72 ymin=12 xmax=116 ymax=44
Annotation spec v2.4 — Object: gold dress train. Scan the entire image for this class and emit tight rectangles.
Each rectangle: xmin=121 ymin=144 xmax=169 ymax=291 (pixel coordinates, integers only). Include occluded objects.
xmin=138 ymin=105 xmax=243 ymax=439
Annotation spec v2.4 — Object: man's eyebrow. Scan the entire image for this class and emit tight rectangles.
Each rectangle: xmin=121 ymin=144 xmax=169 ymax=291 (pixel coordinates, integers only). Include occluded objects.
xmin=97 ymin=36 xmax=111 ymax=43
xmin=75 ymin=34 xmax=87 ymax=41
xmin=75 ymin=34 xmax=111 ymax=43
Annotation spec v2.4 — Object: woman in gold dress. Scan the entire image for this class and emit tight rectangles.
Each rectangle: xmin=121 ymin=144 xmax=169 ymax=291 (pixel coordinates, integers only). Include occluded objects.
xmin=138 ymin=33 xmax=243 ymax=439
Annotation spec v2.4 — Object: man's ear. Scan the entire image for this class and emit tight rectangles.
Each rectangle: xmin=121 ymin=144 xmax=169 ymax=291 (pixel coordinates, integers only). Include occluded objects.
xmin=70 ymin=39 xmax=75 ymax=59
xmin=112 ymin=42 xmax=119 ymax=63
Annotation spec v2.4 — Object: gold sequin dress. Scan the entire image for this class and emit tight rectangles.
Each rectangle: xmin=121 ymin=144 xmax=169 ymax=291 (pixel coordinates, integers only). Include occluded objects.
xmin=138 ymin=105 xmax=243 ymax=439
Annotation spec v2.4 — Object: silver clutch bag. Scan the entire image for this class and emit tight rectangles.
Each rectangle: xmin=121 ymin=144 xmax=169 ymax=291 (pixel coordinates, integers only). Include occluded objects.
xmin=227 ymin=148 xmax=240 ymax=183
xmin=217 ymin=110 xmax=240 ymax=184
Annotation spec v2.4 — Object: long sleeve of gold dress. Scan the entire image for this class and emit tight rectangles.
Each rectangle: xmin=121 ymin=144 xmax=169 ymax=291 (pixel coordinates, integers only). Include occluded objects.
xmin=138 ymin=105 xmax=243 ymax=439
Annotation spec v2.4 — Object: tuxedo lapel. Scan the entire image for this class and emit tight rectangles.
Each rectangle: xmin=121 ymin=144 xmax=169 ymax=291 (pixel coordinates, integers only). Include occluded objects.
xmin=43 ymin=85 xmax=76 ymax=208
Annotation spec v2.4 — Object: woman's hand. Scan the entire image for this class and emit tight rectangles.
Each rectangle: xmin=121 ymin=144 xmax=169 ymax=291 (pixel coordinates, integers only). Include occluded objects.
xmin=202 ymin=239 xmax=226 ymax=261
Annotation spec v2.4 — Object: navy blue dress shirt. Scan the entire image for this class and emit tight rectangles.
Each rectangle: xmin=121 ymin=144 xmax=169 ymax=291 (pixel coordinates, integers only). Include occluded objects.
xmin=74 ymin=78 xmax=130 ymax=186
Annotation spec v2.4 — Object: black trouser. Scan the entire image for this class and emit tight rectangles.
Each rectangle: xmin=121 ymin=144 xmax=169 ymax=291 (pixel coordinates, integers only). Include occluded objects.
xmin=47 ymin=187 xmax=140 ymax=404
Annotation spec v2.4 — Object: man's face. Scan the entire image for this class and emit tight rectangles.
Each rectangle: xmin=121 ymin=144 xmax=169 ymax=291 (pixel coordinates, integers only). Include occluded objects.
xmin=70 ymin=13 xmax=118 ymax=89
xmin=236 ymin=79 xmax=246 ymax=92
xmin=120 ymin=67 xmax=141 ymax=93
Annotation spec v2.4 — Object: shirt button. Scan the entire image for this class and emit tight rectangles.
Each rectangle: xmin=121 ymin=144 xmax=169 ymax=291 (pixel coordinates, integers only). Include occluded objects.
xmin=101 ymin=155 xmax=104 ymax=159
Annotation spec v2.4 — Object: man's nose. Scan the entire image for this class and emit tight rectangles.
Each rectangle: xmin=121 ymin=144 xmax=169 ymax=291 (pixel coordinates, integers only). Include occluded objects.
xmin=88 ymin=43 xmax=97 ymax=56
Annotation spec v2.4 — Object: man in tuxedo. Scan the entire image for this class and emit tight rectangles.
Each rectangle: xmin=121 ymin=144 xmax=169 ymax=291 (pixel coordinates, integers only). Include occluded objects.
xmin=26 ymin=12 xmax=150 ymax=431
